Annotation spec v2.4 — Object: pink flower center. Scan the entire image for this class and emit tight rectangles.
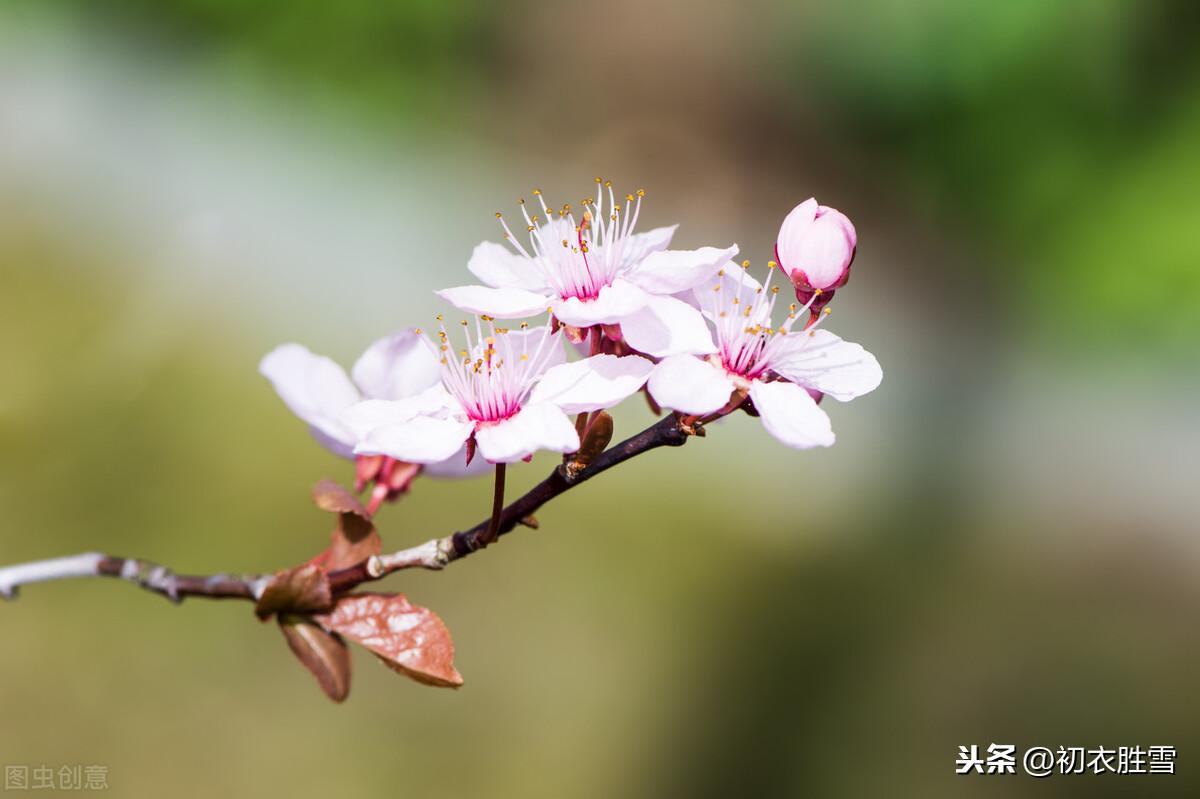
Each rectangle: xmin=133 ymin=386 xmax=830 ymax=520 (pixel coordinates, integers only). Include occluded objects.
xmin=435 ymin=317 xmax=558 ymax=424
xmin=704 ymin=262 xmax=828 ymax=381
xmin=495 ymin=182 xmax=646 ymax=304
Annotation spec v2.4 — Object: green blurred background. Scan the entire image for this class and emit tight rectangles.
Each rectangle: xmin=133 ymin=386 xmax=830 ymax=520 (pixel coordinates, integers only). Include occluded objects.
xmin=2 ymin=1 xmax=1198 ymax=796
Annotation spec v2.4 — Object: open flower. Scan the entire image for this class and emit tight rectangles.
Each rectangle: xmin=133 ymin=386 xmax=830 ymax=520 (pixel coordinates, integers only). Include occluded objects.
xmin=436 ymin=181 xmax=736 ymax=357
xmin=646 ymin=264 xmax=881 ymax=449
xmin=259 ymin=332 xmax=485 ymax=510
xmin=775 ymin=198 xmax=857 ymax=313
xmin=344 ymin=318 xmax=653 ymax=464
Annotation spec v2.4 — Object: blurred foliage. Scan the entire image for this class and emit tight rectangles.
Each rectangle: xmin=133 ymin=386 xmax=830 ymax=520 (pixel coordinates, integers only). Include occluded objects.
xmin=790 ymin=0 xmax=1200 ymax=352
xmin=12 ymin=0 xmax=500 ymax=123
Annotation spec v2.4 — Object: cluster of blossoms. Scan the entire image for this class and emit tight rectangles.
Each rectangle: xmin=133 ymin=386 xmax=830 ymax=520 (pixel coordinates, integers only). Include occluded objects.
xmin=0 ymin=182 xmax=881 ymax=704
xmin=261 ymin=181 xmax=880 ymax=510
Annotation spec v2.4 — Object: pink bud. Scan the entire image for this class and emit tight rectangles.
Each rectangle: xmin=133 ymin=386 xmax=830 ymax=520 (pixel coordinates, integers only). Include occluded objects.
xmin=775 ymin=198 xmax=857 ymax=296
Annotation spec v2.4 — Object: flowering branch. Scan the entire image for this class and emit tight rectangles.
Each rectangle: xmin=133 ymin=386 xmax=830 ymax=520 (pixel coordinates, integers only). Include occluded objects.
xmin=0 ymin=415 xmax=690 ymax=603
xmin=2 ymin=185 xmax=881 ymax=701
xmin=326 ymin=413 xmax=689 ymax=590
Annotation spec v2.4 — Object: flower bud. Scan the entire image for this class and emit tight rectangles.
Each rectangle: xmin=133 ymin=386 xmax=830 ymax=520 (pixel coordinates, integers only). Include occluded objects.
xmin=775 ymin=198 xmax=857 ymax=307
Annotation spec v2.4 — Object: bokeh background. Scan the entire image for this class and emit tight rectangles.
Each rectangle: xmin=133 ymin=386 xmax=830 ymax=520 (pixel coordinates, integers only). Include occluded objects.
xmin=2 ymin=1 xmax=1199 ymax=796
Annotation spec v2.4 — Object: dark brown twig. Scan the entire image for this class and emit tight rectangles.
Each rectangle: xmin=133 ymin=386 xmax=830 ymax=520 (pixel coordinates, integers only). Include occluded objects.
xmin=0 ymin=415 xmax=692 ymax=604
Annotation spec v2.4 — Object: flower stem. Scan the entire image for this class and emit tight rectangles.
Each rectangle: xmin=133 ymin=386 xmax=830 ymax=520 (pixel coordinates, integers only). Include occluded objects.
xmin=484 ymin=463 xmax=506 ymax=544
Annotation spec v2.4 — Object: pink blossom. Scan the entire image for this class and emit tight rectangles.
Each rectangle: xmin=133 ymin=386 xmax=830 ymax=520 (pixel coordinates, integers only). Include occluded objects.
xmin=646 ymin=265 xmax=881 ymax=449
xmin=259 ymin=332 xmax=486 ymax=505
xmin=436 ymin=183 xmax=736 ymax=358
xmin=343 ymin=319 xmax=653 ymax=465
xmin=775 ymin=198 xmax=857 ymax=309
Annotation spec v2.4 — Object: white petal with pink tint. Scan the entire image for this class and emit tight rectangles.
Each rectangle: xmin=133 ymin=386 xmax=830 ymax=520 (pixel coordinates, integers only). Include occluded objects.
xmin=350 ymin=330 xmax=441 ymax=401
xmin=646 ymin=355 xmax=735 ymax=415
xmin=529 ymin=354 xmax=654 ymax=414
xmin=621 ymin=294 xmax=717 ymax=357
xmin=775 ymin=198 xmax=856 ymax=290
xmin=772 ymin=329 xmax=882 ymax=401
xmin=551 ymin=278 xmax=650 ymax=327
xmin=749 ymin=379 xmax=835 ymax=449
xmin=793 ymin=218 xmax=853 ymax=288
xmin=259 ymin=343 xmax=361 ymax=452
xmin=623 ymin=224 xmax=678 ymax=262
xmin=625 ymin=244 xmax=738 ymax=295
xmin=354 ymin=415 xmax=475 ymax=464
xmin=467 ymin=241 xmax=549 ymax=291
xmin=423 ymin=445 xmax=490 ymax=478
xmin=777 ymin=198 xmax=818 ymax=240
xmin=339 ymin=385 xmax=457 ymax=441
xmin=436 ymin=285 xmax=552 ymax=319
xmin=474 ymin=403 xmax=580 ymax=463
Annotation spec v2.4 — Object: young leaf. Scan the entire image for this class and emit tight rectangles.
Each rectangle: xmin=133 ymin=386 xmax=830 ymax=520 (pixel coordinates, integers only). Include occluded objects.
xmin=312 ymin=479 xmax=370 ymax=517
xmin=279 ymin=614 xmax=352 ymax=703
xmin=309 ymin=479 xmax=382 ymax=571
xmin=255 ymin=564 xmax=334 ymax=619
xmin=564 ymin=411 xmax=613 ymax=478
xmin=316 ymin=593 xmax=463 ymax=688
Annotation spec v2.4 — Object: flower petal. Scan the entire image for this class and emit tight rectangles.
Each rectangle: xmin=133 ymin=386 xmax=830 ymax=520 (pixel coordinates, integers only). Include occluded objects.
xmin=646 ymin=355 xmax=735 ymax=415
xmin=552 ymin=278 xmax=650 ymax=327
xmin=340 ymin=386 xmax=457 ymax=441
xmin=620 ymin=294 xmax=717 ymax=357
xmin=772 ymin=329 xmax=882 ymax=401
xmin=474 ymin=403 xmax=580 ymax=463
xmin=529 ymin=354 xmax=654 ymax=414
xmin=467 ymin=241 xmax=548 ymax=291
xmin=423 ymin=445 xmax=492 ymax=478
xmin=350 ymin=330 xmax=441 ymax=401
xmin=624 ymin=224 xmax=678 ymax=261
xmin=776 ymin=199 xmax=855 ymax=290
xmin=749 ymin=379 xmax=835 ymax=449
xmin=436 ymin=285 xmax=552 ymax=319
xmin=354 ymin=415 xmax=474 ymax=464
xmin=259 ymin=344 xmax=361 ymax=453
xmin=625 ymin=244 xmax=739 ymax=295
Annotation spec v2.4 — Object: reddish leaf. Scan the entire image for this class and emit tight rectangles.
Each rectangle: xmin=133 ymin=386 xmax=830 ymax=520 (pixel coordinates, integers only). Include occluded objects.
xmin=255 ymin=564 xmax=334 ymax=619
xmin=312 ymin=479 xmax=370 ymax=517
xmin=323 ymin=515 xmax=381 ymax=572
xmin=565 ymin=411 xmax=613 ymax=477
xmin=279 ymin=614 xmax=352 ymax=702
xmin=316 ymin=593 xmax=463 ymax=688
xmin=309 ymin=479 xmax=382 ymax=572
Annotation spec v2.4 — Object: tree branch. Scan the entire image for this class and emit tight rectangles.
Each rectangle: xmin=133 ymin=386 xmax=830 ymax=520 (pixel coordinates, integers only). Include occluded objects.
xmin=0 ymin=414 xmax=692 ymax=604
xmin=0 ymin=552 xmax=267 ymax=603
xmin=326 ymin=414 xmax=690 ymax=590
